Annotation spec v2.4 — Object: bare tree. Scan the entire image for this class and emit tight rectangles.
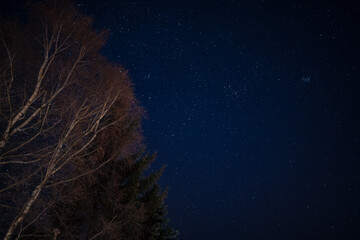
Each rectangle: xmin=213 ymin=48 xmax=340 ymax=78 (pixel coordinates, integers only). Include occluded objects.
xmin=0 ymin=1 xmax=141 ymax=239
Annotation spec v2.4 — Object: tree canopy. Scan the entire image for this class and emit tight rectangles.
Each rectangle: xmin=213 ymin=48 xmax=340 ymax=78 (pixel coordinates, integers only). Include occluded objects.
xmin=0 ymin=1 xmax=178 ymax=239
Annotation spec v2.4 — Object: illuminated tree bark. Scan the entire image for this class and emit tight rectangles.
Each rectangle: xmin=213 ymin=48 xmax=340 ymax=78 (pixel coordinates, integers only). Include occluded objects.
xmin=0 ymin=2 xmax=140 ymax=239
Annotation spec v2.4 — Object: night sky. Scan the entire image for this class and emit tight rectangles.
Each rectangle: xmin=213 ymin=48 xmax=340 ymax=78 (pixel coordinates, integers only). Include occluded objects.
xmin=7 ymin=1 xmax=360 ymax=239
xmin=78 ymin=1 xmax=360 ymax=239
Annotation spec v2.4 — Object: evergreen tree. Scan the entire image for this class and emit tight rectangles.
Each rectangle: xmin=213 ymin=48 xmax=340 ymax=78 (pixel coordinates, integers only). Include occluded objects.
xmin=142 ymin=184 xmax=179 ymax=240
xmin=48 ymin=151 xmax=178 ymax=240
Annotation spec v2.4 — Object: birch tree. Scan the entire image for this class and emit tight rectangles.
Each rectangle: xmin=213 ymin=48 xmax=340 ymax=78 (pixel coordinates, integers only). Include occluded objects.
xmin=0 ymin=2 xmax=141 ymax=239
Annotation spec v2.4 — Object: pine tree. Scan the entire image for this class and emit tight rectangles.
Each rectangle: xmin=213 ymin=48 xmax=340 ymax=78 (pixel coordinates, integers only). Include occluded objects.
xmin=142 ymin=184 xmax=179 ymax=240
xmin=48 ymin=151 xmax=178 ymax=240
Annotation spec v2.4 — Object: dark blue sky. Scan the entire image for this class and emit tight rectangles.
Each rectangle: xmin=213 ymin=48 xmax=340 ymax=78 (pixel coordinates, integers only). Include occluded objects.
xmin=77 ymin=1 xmax=360 ymax=239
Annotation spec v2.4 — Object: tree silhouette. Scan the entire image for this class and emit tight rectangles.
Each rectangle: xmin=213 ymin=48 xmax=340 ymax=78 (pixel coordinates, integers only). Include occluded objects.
xmin=0 ymin=1 xmax=176 ymax=239
xmin=48 ymin=151 xmax=178 ymax=240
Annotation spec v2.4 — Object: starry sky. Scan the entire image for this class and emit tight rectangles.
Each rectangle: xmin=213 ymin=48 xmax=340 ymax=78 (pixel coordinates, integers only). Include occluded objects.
xmin=5 ymin=0 xmax=360 ymax=239
xmin=76 ymin=1 xmax=360 ymax=239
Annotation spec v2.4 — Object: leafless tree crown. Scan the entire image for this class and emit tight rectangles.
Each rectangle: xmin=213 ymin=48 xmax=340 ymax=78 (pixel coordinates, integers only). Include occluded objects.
xmin=0 ymin=1 xmax=143 ymax=239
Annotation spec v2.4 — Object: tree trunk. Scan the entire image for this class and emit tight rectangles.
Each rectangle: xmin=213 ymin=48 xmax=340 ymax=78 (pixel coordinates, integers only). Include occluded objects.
xmin=3 ymin=182 xmax=45 ymax=240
